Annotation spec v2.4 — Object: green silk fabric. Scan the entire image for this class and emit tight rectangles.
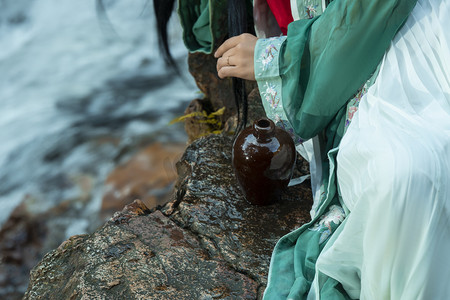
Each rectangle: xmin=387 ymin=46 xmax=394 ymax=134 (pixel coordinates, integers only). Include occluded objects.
xmin=177 ymin=0 xmax=219 ymax=53
xmin=264 ymin=0 xmax=418 ymax=298
xmin=177 ymin=0 xmax=418 ymax=298
xmin=280 ymin=0 xmax=418 ymax=142
xmin=177 ymin=0 xmax=252 ymax=54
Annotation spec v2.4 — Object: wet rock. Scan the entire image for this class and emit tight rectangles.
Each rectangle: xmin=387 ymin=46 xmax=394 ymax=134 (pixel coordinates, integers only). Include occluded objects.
xmin=24 ymin=134 xmax=312 ymax=299
xmin=183 ymin=98 xmax=222 ymax=144
xmin=101 ymin=142 xmax=185 ymax=218
xmin=188 ymin=52 xmax=235 ymax=119
xmin=183 ymin=86 xmax=267 ymax=143
xmin=164 ymin=134 xmax=312 ymax=285
xmin=24 ymin=200 xmax=258 ymax=300
xmin=185 ymin=52 xmax=259 ymax=138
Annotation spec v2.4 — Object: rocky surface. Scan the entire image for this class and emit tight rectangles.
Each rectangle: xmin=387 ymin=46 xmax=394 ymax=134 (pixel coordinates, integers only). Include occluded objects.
xmin=24 ymin=134 xmax=313 ymax=299
xmin=0 ymin=141 xmax=186 ymax=300
xmin=165 ymin=134 xmax=311 ymax=286
xmin=21 ymin=44 xmax=310 ymax=300
xmin=188 ymin=52 xmax=236 ymax=121
xmin=24 ymin=202 xmax=258 ymax=300
xmin=184 ymin=52 xmax=259 ymax=141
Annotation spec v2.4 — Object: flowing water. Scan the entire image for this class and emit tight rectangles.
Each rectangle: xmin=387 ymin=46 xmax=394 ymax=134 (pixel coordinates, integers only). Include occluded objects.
xmin=0 ymin=0 xmax=196 ymax=235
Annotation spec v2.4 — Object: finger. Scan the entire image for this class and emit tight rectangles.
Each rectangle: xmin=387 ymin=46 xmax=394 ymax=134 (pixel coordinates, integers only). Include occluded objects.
xmin=220 ymin=48 xmax=235 ymax=62
xmin=216 ymin=56 xmax=229 ymax=73
xmin=214 ymin=36 xmax=241 ymax=58
xmin=218 ymin=64 xmax=255 ymax=81
xmin=217 ymin=66 xmax=239 ymax=79
xmin=216 ymin=49 xmax=236 ymax=72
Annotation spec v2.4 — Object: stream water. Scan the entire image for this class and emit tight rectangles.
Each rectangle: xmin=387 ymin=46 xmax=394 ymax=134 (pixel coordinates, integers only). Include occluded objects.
xmin=0 ymin=0 xmax=196 ymax=236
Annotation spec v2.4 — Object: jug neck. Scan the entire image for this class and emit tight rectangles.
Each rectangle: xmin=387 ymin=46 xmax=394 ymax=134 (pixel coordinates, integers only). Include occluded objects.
xmin=253 ymin=118 xmax=275 ymax=143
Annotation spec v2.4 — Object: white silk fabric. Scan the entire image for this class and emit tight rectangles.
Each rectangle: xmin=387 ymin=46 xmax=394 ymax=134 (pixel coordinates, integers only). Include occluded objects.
xmin=312 ymin=0 xmax=450 ymax=298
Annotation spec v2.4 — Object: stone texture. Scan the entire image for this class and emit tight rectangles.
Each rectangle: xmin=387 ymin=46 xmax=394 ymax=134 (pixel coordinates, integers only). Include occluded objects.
xmin=183 ymin=87 xmax=266 ymax=143
xmin=24 ymin=201 xmax=258 ymax=300
xmin=101 ymin=142 xmax=185 ymax=218
xmin=24 ymin=134 xmax=313 ymax=299
xmin=0 ymin=140 xmax=187 ymax=299
xmin=188 ymin=52 xmax=236 ymax=120
xmin=164 ymin=134 xmax=312 ymax=285
xmin=183 ymin=98 xmax=223 ymax=143
xmin=184 ymin=52 xmax=260 ymax=141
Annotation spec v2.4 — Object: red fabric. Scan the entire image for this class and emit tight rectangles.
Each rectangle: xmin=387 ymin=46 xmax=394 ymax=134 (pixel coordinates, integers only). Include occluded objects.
xmin=266 ymin=0 xmax=294 ymax=35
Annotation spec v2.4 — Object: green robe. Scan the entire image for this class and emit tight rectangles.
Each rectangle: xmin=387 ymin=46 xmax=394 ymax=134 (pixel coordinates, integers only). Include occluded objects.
xmin=177 ymin=0 xmax=253 ymax=54
xmin=178 ymin=0 xmax=417 ymax=298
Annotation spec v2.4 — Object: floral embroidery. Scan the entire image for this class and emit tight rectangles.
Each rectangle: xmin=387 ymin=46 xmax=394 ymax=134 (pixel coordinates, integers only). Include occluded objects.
xmin=258 ymin=38 xmax=279 ymax=73
xmin=274 ymin=117 xmax=305 ymax=145
xmin=274 ymin=113 xmax=282 ymax=124
xmin=253 ymin=37 xmax=303 ymax=145
xmin=305 ymin=5 xmax=318 ymax=19
xmin=310 ymin=205 xmax=345 ymax=244
xmin=258 ymin=81 xmax=304 ymax=145
xmin=345 ymin=83 xmax=369 ymax=130
xmin=318 ymin=205 xmax=345 ymax=228
xmin=262 ymin=82 xmax=280 ymax=109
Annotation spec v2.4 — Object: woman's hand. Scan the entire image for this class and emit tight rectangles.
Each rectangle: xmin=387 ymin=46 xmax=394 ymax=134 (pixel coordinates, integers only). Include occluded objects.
xmin=214 ymin=33 xmax=258 ymax=81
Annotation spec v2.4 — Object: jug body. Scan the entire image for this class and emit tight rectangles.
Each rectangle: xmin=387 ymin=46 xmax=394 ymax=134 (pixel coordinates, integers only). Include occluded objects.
xmin=232 ymin=118 xmax=296 ymax=205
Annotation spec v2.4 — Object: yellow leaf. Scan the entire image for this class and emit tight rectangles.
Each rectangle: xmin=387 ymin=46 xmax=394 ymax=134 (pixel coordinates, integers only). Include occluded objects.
xmin=169 ymin=111 xmax=205 ymax=125
xmin=210 ymin=107 xmax=226 ymax=117
xmin=169 ymin=107 xmax=225 ymax=126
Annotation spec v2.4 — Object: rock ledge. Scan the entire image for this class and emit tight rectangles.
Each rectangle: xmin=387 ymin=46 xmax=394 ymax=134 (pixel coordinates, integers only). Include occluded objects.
xmin=24 ymin=134 xmax=312 ymax=299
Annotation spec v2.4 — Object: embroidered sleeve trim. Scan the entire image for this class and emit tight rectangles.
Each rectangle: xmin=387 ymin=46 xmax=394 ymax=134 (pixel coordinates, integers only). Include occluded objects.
xmin=254 ymin=36 xmax=304 ymax=144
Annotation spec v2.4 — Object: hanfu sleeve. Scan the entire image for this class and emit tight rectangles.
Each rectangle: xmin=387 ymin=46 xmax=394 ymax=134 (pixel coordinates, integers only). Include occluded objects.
xmin=255 ymin=36 xmax=305 ymax=145
xmin=255 ymin=0 xmax=418 ymax=141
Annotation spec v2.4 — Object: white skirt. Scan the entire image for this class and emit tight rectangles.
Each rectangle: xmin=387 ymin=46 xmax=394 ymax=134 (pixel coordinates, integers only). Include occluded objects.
xmin=312 ymin=0 xmax=450 ymax=298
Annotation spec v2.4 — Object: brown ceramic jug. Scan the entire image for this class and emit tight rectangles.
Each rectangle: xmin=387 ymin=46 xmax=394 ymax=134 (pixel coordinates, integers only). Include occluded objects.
xmin=232 ymin=118 xmax=296 ymax=205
